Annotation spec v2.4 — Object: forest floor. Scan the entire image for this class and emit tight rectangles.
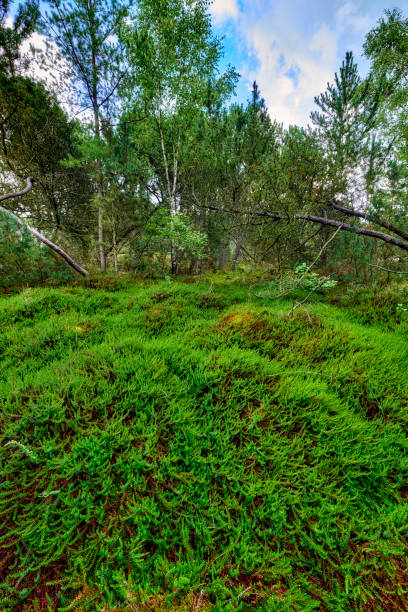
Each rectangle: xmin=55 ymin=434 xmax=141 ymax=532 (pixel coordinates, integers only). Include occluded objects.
xmin=1 ymin=275 xmax=408 ymax=611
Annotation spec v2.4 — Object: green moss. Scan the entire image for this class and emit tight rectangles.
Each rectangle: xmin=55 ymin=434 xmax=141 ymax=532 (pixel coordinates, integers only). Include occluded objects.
xmin=1 ymin=278 xmax=408 ymax=610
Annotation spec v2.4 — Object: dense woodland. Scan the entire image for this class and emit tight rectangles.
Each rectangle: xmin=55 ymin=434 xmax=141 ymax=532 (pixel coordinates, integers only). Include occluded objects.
xmin=1 ymin=0 xmax=408 ymax=286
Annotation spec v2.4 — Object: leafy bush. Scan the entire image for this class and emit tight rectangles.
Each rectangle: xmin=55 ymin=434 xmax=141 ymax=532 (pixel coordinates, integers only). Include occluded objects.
xmin=294 ymin=262 xmax=338 ymax=290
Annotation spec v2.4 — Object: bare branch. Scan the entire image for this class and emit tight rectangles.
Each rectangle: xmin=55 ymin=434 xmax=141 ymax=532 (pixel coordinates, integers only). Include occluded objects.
xmin=366 ymin=262 xmax=408 ymax=274
xmin=0 ymin=176 xmax=34 ymax=202
xmin=298 ymin=214 xmax=408 ymax=252
xmin=195 ymin=202 xmax=408 ymax=253
xmin=329 ymin=200 xmax=408 ymax=241
xmin=288 ymin=274 xmax=334 ymax=318
xmin=0 ymin=178 xmax=88 ymax=276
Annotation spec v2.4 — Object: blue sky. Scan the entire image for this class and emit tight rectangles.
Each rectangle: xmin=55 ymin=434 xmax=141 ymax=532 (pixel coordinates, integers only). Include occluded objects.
xmin=210 ymin=0 xmax=395 ymax=126
xmin=8 ymin=0 xmax=396 ymax=127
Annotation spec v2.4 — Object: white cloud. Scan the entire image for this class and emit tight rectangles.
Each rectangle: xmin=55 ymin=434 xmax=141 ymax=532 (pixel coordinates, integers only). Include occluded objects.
xmin=211 ymin=0 xmax=239 ymax=23
xmin=242 ymin=15 xmax=338 ymax=126
xmin=222 ymin=0 xmax=383 ymax=126
xmin=309 ymin=23 xmax=337 ymax=60
xmin=336 ymin=2 xmax=372 ymax=34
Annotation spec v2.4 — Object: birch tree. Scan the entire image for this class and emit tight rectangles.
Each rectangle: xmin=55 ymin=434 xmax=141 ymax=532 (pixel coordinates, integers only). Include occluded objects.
xmin=122 ymin=0 xmax=228 ymax=273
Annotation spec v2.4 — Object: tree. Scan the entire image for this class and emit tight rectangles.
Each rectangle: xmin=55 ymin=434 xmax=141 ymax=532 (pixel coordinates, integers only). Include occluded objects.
xmin=311 ymin=51 xmax=379 ymax=199
xmin=195 ymin=58 xmax=408 ymax=265
xmin=43 ymin=0 xmax=129 ymax=271
xmin=361 ymin=8 xmax=408 ymax=266
xmin=0 ymin=177 xmax=88 ymax=275
xmin=0 ymin=75 xmax=93 ymax=242
xmin=0 ymin=0 xmax=39 ymax=76
xmin=0 ymin=1 xmax=90 ymax=276
xmin=364 ymin=9 xmax=408 ymax=111
xmin=185 ymin=82 xmax=277 ymax=270
xmin=122 ymin=0 xmax=234 ymax=273
xmin=364 ymin=11 xmax=408 ymax=170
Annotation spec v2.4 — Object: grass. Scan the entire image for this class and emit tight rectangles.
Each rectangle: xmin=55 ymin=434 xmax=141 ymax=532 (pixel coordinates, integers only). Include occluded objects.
xmin=1 ymin=276 xmax=408 ymax=610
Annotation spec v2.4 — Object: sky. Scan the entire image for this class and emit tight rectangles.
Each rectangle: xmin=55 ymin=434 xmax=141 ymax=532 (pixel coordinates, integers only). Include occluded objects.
xmin=210 ymin=0 xmax=392 ymax=126
xmin=8 ymin=0 xmax=395 ymax=127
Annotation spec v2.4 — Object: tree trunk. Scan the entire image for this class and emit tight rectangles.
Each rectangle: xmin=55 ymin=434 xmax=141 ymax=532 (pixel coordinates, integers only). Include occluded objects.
xmin=169 ymin=193 xmax=178 ymax=274
xmin=158 ymin=116 xmax=179 ymax=275
xmin=112 ymin=206 xmax=118 ymax=273
xmin=218 ymin=235 xmax=226 ymax=270
xmin=221 ymin=238 xmax=230 ymax=269
xmin=93 ymin=103 xmax=106 ymax=272
xmin=170 ymin=238 xmax=177 ymax=274
xmin=98 ymin=202 xmax=106 ymax=272
xmin=231 ymin=230 xmax=246 ymax=271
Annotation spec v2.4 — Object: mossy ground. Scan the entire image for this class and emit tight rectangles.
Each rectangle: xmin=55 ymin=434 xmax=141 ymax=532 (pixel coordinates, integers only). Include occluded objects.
xmin=1 ymin=276 xmax=408 ymax=610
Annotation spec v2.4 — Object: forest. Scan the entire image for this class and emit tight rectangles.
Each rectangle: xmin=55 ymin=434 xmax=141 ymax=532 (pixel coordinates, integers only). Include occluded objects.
xmin=1 ymin=0 xmax=408 ymax=610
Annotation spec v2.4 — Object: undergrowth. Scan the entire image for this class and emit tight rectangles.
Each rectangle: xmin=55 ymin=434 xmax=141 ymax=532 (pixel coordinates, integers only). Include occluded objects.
xmin=1 ymin=277 xmax=408 ymax=610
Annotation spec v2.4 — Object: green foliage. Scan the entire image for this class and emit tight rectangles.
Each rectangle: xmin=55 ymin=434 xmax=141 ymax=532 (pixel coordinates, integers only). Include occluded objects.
xmin=1 ymin=278 xmax=408 ymax=609
xmin=43 ymin=0 xmax=128 ymax=116
xmin=0 ymin=74 xmax=94 ymax=242
xmin=161 ymin=212 xmax=208 ymax=259
xmin=364 ymin=9 xmax=408 ymax=190
xmin=0 ymin=0 xmax=40 ymax=75
xmin=294 ymin=262 xmax=338 ymax=290
xmin=364 ymin=8 xmax=408 ymax=110
xmin=0 ymin=211 xmax=74 ymax=289
xmin=311 ymin=50 xmax=380 ymax=200
xmin=255 ymin=263 xmax=338 ymax=301
xmin=123 ymin=0 xmax=222 ymax=111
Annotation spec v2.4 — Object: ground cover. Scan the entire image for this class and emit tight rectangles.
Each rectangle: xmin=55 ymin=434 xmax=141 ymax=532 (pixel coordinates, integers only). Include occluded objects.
xmin=1 ymin=277 xmax=408 ymax=610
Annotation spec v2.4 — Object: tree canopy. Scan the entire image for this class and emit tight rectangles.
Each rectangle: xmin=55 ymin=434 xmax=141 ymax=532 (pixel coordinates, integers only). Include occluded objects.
xmin=2 ymin=3 xmax=408 ymax=284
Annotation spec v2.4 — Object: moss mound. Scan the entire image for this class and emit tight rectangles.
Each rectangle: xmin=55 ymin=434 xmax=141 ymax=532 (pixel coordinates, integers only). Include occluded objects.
xmin=1 ymin=280 xmax=408 ymax=610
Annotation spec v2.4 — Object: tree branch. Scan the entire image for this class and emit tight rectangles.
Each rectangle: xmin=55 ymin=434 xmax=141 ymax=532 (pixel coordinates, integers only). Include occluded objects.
xmin=0 ymin=176 xmax=34 ymax=202
xmin=195 ymin=202 xmax=408 ymax=253
xmin=288 ymin=274 xmax=334 ymax=318
xmin=0 ymin=178 xmax=88 ymax=276
xmin=329 ymin=200 xmax=408 ymax=241
xmin=297 ymin=213 xmax=408 ymax=252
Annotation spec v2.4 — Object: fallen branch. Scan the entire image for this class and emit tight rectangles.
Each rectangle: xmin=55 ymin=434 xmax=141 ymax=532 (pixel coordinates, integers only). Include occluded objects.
xmin=366 ymin=262 xmax=408 ymax=274
xmin=197 ymin=202 xmax=408 ymax=253
xmin=296 ymin=213 xmax=408 ymax=252
xmin=0 ymin=177 xmax=88 ymax=276
xmin=329 ymin=200 xmax=408 ymax=241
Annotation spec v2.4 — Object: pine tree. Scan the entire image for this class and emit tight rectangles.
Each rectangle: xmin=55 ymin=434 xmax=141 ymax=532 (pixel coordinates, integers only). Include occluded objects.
xmin=43 ymin=0 xmax=129 ymax=271
xmin=0 ymin=0 xmax=39 ymax=76
xmin=311 ymin=51 xmax=379 ymax=201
